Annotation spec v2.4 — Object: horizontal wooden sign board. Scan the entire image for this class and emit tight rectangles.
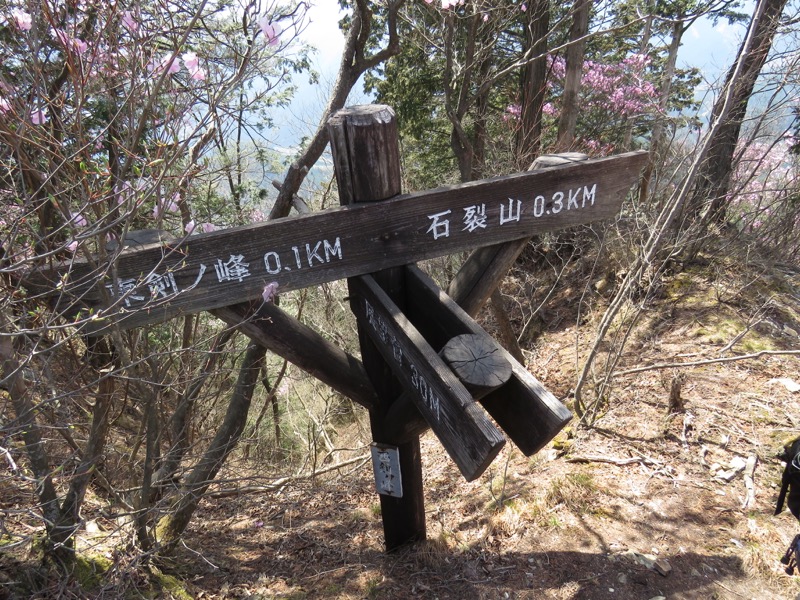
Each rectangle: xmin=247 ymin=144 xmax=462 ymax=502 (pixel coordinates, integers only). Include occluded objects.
xmin=349 ymin=275 xmax=505 ymax=481
xmin=24 ymin=152 xmax=647 ymax=331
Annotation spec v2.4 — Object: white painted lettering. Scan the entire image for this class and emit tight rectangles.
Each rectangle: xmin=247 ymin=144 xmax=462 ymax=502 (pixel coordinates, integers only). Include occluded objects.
xmin=429 ymin=392 xmax=441 ymax=421
xmin=552 ymin=191 xmax=564 ymax=214
xmin=427 ymin=210 xmax=452 ymax=240
xmin=390 ymin=334 xmax=403 ymax=364
xmin=533 ymin=195 xmax=545 ymax=218
xmin=567 ymin=188 xmax=580 ymax=210
xmin=292 ymin=246 xmax=302 ymax=269
xmin=264 ymin=252 xmax=281 ymax=275
xmin=583 ymin=184 xmax=596 ymax=208
xmin=214 ymin=255 xmax=251 ymax=283
xmin=378 ymin=317 xmax=388 ymax=344
xmin=500 ymin=198 xmax=522 ymax=224
xmin=306 ymin=241 xmax=324 ymax=267
xmin=462 ymin=204 xmax=487 ymax=232
xmin=365 ymin=299 xmax=376 ymax=330
xmin=324 ymin=237 xmax=342 ymax=261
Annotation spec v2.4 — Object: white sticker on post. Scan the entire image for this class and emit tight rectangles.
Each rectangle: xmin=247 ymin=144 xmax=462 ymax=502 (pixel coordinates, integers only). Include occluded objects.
xmin=370 ymin=443 xmax=403 ymax=498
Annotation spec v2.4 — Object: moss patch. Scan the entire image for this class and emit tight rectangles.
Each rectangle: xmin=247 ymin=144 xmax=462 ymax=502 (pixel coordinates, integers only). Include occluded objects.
xmin=73 ymin=554 xmax=113 ymax=589
xmin=150 ymin=569 xmax=194 ymax=600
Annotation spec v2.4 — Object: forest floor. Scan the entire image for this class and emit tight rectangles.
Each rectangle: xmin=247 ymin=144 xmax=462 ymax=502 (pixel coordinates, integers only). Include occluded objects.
xmin=3 ymin=241 xmax=800 ymax=600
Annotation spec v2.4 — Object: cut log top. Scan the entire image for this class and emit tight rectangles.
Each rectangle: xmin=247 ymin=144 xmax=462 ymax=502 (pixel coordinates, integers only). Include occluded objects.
xmin=440 ymin=334 xmax=513 ymax=399
xmin=529 ymin=152 xmax=589 ymax=171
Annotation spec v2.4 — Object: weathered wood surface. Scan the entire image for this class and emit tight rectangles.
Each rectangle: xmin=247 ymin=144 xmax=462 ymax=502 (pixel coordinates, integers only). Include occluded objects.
xmin=349 ymin=275 xmax=505 ymax=481
xmin=405 ymin=265 xmax=572 ymax=456
xmin=24 ymin=151 xmax=647 ymax=331
xmin=211 ymin=302 xmax=378 ymax=410
xmin=440 ymin=334 xmax=512 ymax=399
xmin=330 ymin=105 xmax=426 ymax=551
xmin=448 ymin=153 xmax=590 ymax=314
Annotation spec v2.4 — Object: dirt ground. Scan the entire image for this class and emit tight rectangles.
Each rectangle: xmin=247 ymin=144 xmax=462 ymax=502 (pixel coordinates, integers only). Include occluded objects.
xmin=3 ymin=250 xmax=800 ymax=600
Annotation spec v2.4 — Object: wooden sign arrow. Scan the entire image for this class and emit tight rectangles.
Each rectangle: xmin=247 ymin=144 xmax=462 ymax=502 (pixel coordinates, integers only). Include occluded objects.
xmin=349 ymin=274 xmax=505 ymax=481
xmin=24 ymin=151 xmax=647 ymax=331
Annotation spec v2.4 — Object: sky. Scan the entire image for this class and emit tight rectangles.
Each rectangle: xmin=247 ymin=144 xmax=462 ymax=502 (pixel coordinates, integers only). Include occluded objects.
xmin=269 ymin=2 xmax=349 ymax=150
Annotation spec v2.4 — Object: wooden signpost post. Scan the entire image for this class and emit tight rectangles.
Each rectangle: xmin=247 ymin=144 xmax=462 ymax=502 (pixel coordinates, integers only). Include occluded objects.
xmin=23 ymin=104 xmax=647 ymax=552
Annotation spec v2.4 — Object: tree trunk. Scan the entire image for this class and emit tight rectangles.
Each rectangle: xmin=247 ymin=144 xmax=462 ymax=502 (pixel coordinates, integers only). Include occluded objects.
xmin=1 ymin=315 xmax=61 ymax=560
xmin=686 ymin=0 xmax=788 ymax=223
xmin=639 ymin=19 xmax=686 ymax=204
xmin=516 ymin=0 xmax=550 ymax=168
xmin=556 ymin=0 xmax=590 ymax=151
xmin=51 ymin=376 xmax=114 ymax=564
xmin=155 ymin=342 xmax=266 ymax=551
xmin=154 ymin=329 xmax=235 ymax=490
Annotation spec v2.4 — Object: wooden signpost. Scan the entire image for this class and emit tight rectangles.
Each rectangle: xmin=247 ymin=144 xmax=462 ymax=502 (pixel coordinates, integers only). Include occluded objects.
xmin=22 ymin=104 xmax=647 ymax=552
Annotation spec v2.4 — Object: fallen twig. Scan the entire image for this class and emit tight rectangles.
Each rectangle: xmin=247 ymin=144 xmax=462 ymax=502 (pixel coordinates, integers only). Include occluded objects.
xmin=206 ymin=453 xmax=370 ymax=499
xmin=614 ymin=349 xmax=800 ymax=377
xmin=566 ymin=454 xmax=664 ymax=468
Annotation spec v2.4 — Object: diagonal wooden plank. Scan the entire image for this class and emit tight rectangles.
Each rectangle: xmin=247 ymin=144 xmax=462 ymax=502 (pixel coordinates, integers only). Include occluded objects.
xmin=211 ymin=301 xmax=378 ymax=411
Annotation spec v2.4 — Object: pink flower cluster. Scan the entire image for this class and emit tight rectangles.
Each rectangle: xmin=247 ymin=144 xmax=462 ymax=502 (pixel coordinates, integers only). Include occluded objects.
xmin=54 ymin=28 xmax=89 ymax=55
xmin=148 ymin=51 xmax=205 ymax=80
xmin=503 ymin=103 xmax=522 ymax=121
xmin=153 ymin=193 xmax=181 ymax=219
xmin=548 ymin=53 xmax=658 ymax=118
xmin=11 ymin=8 xmax=32 ymax=31
xmin=258 ymin=17 xmax=280 ymax=47
xmin=425 ymin=0 xmax=464 ymax=8
xmin=550 ymin=54 xmax=658 ymax=117
xmin=261 ymin=281 xmax=279 ymax=303
xmin=185 ymin=220 xmax=217 ymax=234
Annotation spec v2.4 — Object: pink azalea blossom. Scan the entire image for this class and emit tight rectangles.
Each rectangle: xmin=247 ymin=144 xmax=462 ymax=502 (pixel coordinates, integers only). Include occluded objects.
xmin=182 ymin=51 xmax=199 ymax=70
xmin=52 ymin=27 xmax=89 ymax=56
xmin=72 ymin=38 xmax=89 ymax=54
xmin=503 ymin=104 xmax=522 ymax=122
xmin=30 ymin=109 xmax=47 ymax=125
xmin=11 ymin=9 xmax=32 ymax=31
xmin=190 ymin=67 xmax=206 ymax=81
xmin=0 ymin=97 xmax=10 ymax=114
xmin=258 ymin=16 xmax=280 ymax=46
xmin=262 ymin=282 xmax=279 ymax=303
xmin=149 ymin=54 xmax=181 ymax=74
xmin=521 ymin=3 xmax=527 ymax=11
xmin=184 ymin=219 xmax=196 ymax=234
xmin=483 ymin=13 xmax=489 ymax=22
xmin=67 ymin=240 xmax=78 ymax=253
xmin=70 ymin=212 xmax=87 ymax=227
xmin=121 ymin=10 xmax=138 ymax=32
